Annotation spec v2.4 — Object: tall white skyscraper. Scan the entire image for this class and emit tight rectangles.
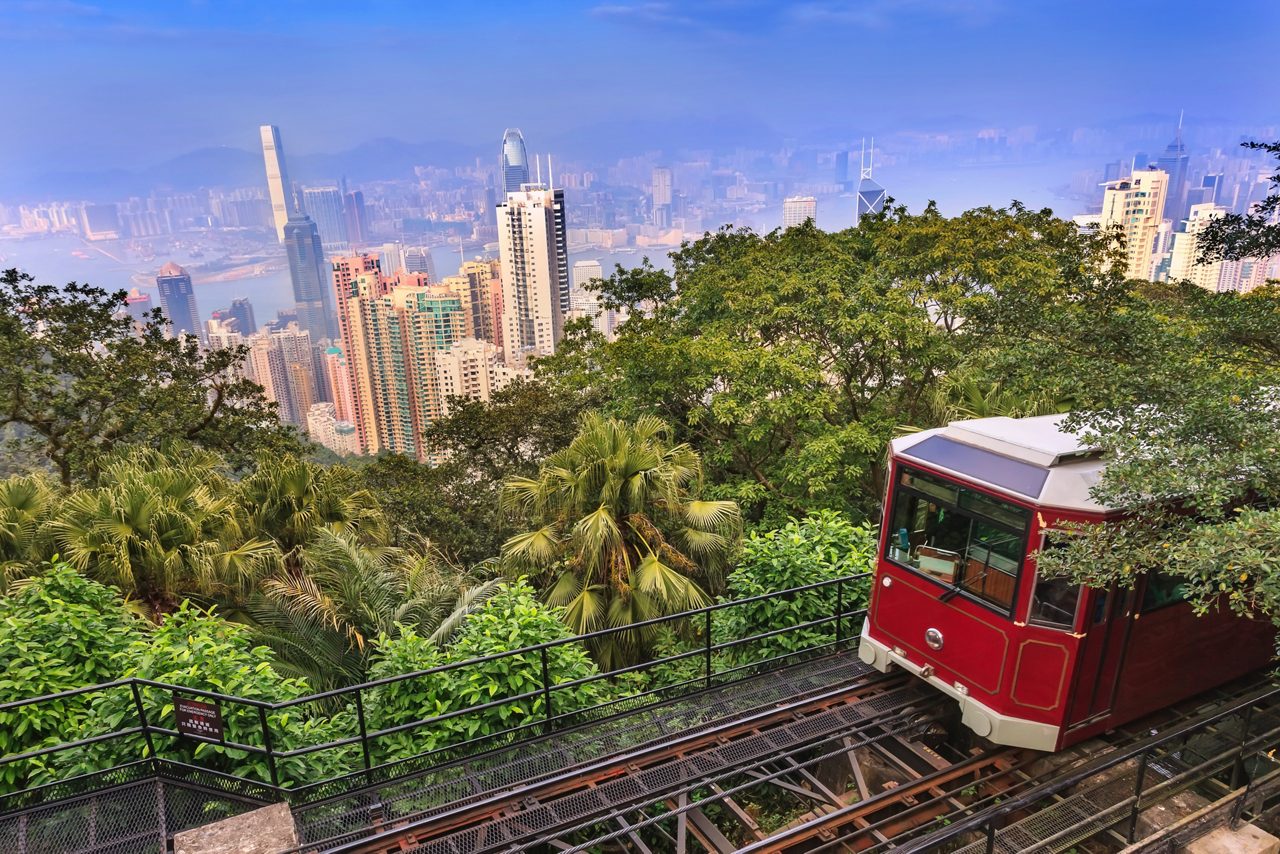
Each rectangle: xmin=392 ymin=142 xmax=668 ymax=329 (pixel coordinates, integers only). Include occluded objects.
xmin=497 ymin=186 xmax=567 ymax=366
xmin=1100 ymin=169 xmax=1169 ymax=280
xmin=260 ymin=125 xmax=295 ymax=242
xmin=783 ymin=196 xmax=817 ymax=228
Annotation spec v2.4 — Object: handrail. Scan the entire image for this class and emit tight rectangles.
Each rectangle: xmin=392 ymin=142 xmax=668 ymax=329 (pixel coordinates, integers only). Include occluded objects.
xmin=0 ymin=571 xmax=872 ymax=803
xmin=892 ymin=681 xmax=1280 ymax=853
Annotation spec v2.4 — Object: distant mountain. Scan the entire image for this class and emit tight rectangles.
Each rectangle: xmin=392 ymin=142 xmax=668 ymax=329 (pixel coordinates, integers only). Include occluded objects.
xmin=3 ymin=137 xmax=482 ymax=202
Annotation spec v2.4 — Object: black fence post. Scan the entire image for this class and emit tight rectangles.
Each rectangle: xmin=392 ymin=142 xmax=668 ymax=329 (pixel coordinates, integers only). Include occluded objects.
xmin=354 ymin=689 xmax=373 ymax=783
xmin=984 ymin=817 xmax=996 ymax=854
xmin=835 ymin=578 xmax=845 ymax=647
xmin=704 ymin=609 xmax=713 ymax=688
xmin=258 ymin=705 xmax=280 ymax=789
xmin=130 ymin=681 xmax=156 ymax=767
xmin=540 ymin=646 xmax=554 ymax=734
xmin=1127 ymin=748 xmax=1150 ymax=842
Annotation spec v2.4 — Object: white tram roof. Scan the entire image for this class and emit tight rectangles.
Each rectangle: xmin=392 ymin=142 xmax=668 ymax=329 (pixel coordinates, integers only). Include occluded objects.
xmin=890 ymin=414 xmax=1111 ymax=514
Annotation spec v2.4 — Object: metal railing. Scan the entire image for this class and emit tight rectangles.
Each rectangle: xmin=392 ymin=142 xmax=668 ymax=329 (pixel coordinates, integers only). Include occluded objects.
xmin=894 ymin=682 xmax=1280 ymax=854
xmin=0 ymin=572 xmax=871 ymax=813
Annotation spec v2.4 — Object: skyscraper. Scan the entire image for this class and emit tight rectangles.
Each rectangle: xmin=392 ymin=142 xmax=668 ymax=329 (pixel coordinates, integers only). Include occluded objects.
xmin=301 ymin=187 xmax=351 ymax=254
xmin=783 ymin=196 xmax=817 ymax=228
xmin=1100 ymin=169 xmax=1169 ymax=280
xmin=855 ymin=139 xmax=886 ymax=227
xmin=284 ymin=214 xmax=337 ymax=340
xmin=229 ymin=297 xmax=257 ymax=335
xmin=124 ymin=288 xmax=153 ymax=326
xmin=155 ymin=262 xmax=202 ymax=342
xmin=260 ymin=125 xmax=295 ymax=242
xmin=652 ymin=167 xmax=673 ymax=228
xmin=497 ymin=186 xmax=567 ymax=366
xmin=1157 ymin=115 xmax=1190 ymax=226
xmin=343 ymin=190 xmax=368 ymax=245
xmin=500 ymin=129 xmax=530 ymax=194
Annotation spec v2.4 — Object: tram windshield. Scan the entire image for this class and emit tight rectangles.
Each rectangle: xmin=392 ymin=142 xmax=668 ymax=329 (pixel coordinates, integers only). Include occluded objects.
xmin=885 ymin=466 xmax=1031 ymax=613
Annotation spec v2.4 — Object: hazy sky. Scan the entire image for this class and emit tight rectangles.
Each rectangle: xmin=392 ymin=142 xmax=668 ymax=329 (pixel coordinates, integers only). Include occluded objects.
xmin=3 ymin=0 xmax=1278 ymax=173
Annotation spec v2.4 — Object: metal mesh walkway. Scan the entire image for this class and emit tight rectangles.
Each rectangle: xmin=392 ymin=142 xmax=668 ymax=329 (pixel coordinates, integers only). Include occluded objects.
xmin=294 ymin=650 xmax=875 ymax=849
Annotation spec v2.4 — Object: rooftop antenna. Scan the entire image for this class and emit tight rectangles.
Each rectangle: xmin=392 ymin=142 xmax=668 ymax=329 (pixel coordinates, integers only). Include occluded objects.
xmin=535 ymin=154 xmax=542 ymax=186
xmin=548 ymin=154 xmax=554 ymax=190
xmin=860 ymin=137 xmax=874 ymax=181
xmin=1176 ymin=108 xmax=1185 ymax=146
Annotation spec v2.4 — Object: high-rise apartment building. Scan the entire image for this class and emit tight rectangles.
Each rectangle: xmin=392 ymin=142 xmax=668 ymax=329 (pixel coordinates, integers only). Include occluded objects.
xmin=284 ymin=214 xmax=336 ymax=340
xmin=242 ymin=323 xmax=316 ymax=425
xmin=205 ymin=317 xmax=243 ymax=351
xmin=440 ymin=259 xmax=501 ymax=345
xmin=1100 ymin=169 xmax=1169 ymax=280
xmin=497 ymin=186 xmax=568 ymax=366
xmin=155 ymin=262 xmax=202 ymax=342
xmin=1168 ymin=203 xmax=1226 ymax=291
xmin=432 ymin=338 xmax=523 ymax=417
xmin=260 ymin=125 xmax=295 ymax=242
xmin=301 ymin=187 xmax=350 ymax=254
xmin=307 ymin=402 xmax=359 ymax=456
xmin=783 ymin=196 xmax=817 ymax=228
xmin=500 ymin=129 xmax=530 ymax=195
xmin=572 ymin=259 xmax=603 ymax=293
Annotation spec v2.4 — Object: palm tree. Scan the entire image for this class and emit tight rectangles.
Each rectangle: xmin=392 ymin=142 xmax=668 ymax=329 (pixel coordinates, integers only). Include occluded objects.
xmin=0 ymin=475 xmax=53 ymax=594
xmin=500 ymin=414 xmax=740 ymax=668
xmin=237 ymin=456 xmax=387 ymax=570
xmin=247 ymin=529 xmax=501 ymax=689
xmin=44 ymin=448 xmax=275 ymax=619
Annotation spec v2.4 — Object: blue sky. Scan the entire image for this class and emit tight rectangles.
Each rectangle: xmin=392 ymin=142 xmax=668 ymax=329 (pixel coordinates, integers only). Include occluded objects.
xmin=2 ymin=0 xmax=1277 ymax=173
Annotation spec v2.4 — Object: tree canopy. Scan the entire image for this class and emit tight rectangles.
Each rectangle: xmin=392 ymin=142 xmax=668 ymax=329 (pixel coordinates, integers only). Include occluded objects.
xmin=0 ymin=269 xmax=299 ymax=486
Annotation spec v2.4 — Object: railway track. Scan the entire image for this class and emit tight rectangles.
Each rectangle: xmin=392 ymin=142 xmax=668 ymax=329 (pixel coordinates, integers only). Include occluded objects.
xmin=293 ymin=659 xmax=1278 ymax=854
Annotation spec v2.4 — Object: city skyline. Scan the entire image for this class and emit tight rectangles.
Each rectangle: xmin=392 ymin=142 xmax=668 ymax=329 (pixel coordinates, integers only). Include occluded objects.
xmin=2 ymin=1 xmax=1276 ymax=185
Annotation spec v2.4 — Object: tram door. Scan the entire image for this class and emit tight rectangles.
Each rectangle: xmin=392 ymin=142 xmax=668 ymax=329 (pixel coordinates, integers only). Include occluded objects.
xmin=1067 ymin=584 xmax=1133 ymax=726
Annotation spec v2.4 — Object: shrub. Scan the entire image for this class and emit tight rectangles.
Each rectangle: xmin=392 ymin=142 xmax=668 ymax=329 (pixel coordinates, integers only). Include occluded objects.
xmin=715 ymin=511 xmax=876 ymax=664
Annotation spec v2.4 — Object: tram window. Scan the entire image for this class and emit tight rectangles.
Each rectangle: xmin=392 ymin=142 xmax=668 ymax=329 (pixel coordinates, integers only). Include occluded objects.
xmin=1140 ymin=571 xmax=1186 ymax=612
xmin=886 ymin=466 xmax=1030 ymax=613
xmin=1029 ymin=576 xmax=1080 ymax=629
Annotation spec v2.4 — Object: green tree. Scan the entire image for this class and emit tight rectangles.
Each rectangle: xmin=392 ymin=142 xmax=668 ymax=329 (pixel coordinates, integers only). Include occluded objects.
xmin=544 ymin=209 xmax=1101 ymax=525
xmin=501 ymin=414 xmax=740 ymax=667
xmin=354 ymin=454 xmax=508 ymax=570
xmin=0 ymin=269 xmax=299 ymax=486
xmin=0 ymin=475 xmax=54 ymax=593
xmin=44 ymin=447 xmax=275 ymax=618
xmin=237 ymin=455 xmax=386 ymax=569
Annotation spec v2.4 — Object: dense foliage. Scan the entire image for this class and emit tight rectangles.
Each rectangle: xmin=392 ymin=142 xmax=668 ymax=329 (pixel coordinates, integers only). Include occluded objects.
xmin=716 ymin=511 xmax=877 ymax=663
xmin=0 ymin=269 xmax=299 ymax=486
xmin=501 ymin=414 xmax=740 ymax=667
xmin=4 ymin=175 xmax=1280 ymax=799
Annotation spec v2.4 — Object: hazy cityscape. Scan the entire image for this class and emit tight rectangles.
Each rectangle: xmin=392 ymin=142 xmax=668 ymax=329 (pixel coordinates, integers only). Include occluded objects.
xmin=3 ymin=3 xmax=1280 ymax=851
xmin=3 ymin=115 xmax=1277 ymax=458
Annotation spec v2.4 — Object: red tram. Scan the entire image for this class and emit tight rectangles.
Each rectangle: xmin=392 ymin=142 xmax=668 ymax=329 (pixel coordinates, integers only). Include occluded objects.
xmin=858 ymin=414 xmax=1274 ymax=751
